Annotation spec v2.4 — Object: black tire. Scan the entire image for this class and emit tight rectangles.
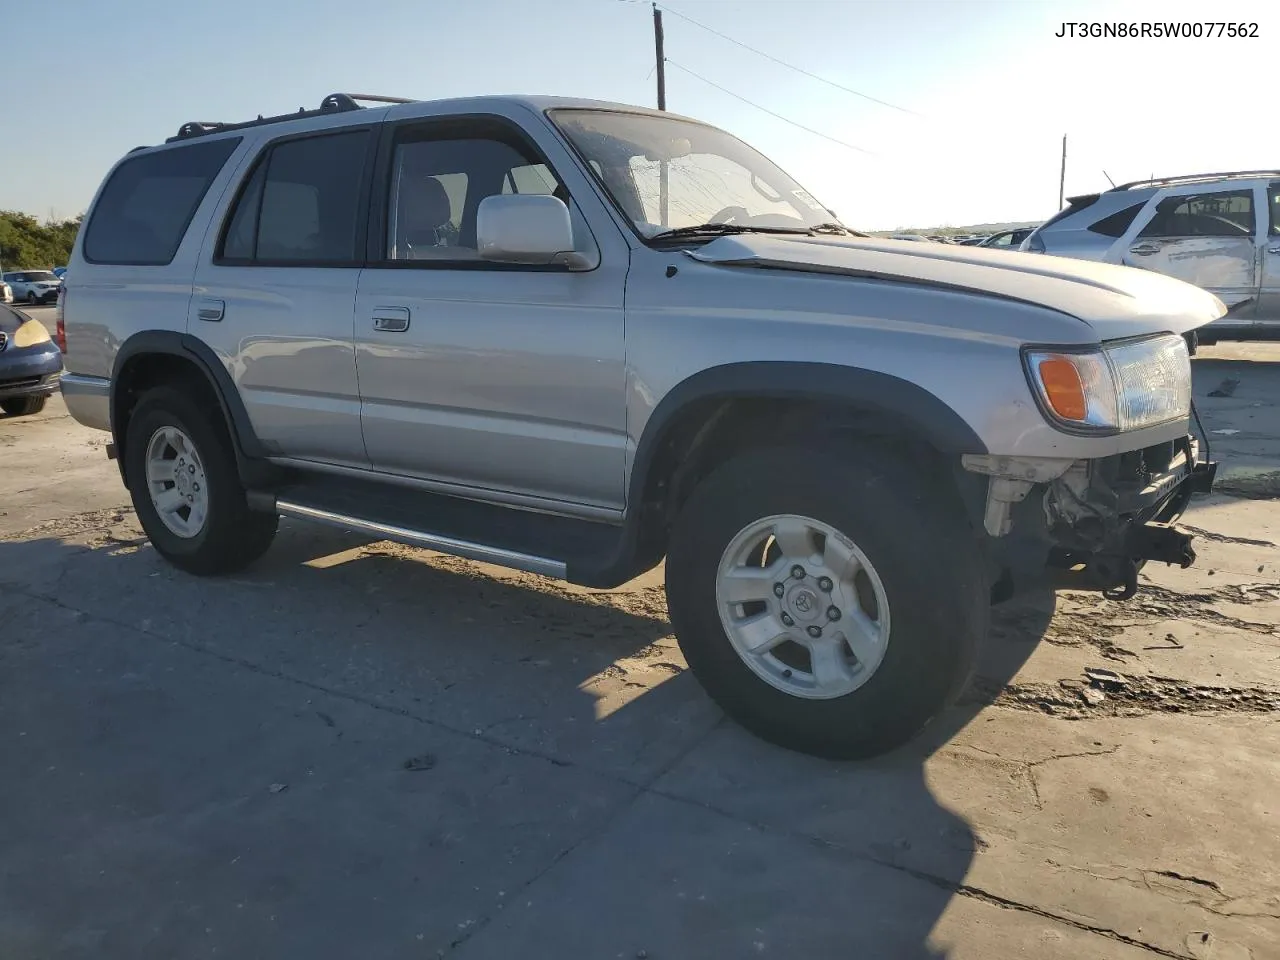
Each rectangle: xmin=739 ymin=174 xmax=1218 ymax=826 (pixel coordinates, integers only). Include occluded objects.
xmin=26 ymin=291 xmax=37 ymax=305
xmin=665 ymin=444 xmax=988 ymax=760
xmin=1 ymin=395 xmax=48 ymax=417
xmin=125 ymin=386 xmax=277 ymax=576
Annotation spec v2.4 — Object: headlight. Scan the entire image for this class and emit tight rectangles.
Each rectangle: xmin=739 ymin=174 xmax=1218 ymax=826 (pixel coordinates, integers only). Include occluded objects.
xmin=1024 ymin=333 xmax=1190 ymax=433
xmin=12 ymin=319 xmax=51 ymax=348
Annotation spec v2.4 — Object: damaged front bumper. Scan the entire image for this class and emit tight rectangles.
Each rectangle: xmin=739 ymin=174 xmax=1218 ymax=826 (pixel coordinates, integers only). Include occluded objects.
xmin=964 ymin=436 xmax=1217 ymax=601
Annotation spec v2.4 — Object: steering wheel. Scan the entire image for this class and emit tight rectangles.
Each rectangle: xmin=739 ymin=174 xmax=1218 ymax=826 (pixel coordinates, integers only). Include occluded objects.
xmin=709 ymin=205 xmax=750 ymax=225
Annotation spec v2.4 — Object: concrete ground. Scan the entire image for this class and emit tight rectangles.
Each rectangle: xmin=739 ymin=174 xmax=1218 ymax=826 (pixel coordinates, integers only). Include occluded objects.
xmin=2 ymin=309 xmax=1278 ymax=959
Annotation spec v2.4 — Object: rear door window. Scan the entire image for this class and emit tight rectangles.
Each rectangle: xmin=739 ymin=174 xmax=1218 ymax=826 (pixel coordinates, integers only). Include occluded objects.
xmin=218 ymin=130 xmax=371 ymax=264
xmin=1138 ymin=190 xmax=1255 ymax=239
xmin=83 ymin=138 xmax=241 ymax=265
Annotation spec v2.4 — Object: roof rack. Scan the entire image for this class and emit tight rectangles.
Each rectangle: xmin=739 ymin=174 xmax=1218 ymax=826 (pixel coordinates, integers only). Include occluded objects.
xmin=1111 ymin=170 xmax=1280 ymax=192
xmin=165 ymin=93 xmax=414 ymax=143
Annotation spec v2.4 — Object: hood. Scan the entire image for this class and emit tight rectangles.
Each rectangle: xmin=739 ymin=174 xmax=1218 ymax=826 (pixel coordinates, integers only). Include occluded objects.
xmin=685 ymin=234 xmax=1227 ymax=339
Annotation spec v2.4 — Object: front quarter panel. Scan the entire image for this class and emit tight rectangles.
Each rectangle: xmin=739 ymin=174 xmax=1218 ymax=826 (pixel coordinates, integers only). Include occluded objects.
xmin=624 ymin=251 xmax=1197 ymax=485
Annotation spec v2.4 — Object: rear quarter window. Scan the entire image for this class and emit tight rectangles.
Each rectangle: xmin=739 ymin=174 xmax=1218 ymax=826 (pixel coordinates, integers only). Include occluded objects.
xmin=83 ymin=138 xmax=242 ymax=265
xmin=1088 ymin=200 xmax=1150 ymax=238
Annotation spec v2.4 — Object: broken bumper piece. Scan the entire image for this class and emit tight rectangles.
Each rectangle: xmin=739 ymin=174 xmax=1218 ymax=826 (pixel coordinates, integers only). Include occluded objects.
xmin=970 ymin=435 xmax=1218 ymax=601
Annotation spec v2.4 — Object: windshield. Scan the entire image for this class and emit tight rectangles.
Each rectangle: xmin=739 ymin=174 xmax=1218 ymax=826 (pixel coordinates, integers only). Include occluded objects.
xmin=550 ymin=110 xmax=840 ymax=238
xmin=26 ymin=271 xmax=58 ymax=282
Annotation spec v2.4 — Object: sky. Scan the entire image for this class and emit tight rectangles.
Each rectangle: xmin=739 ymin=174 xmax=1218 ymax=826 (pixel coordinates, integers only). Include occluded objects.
xmin=2 ymin=0 xmax=1275 ymax=231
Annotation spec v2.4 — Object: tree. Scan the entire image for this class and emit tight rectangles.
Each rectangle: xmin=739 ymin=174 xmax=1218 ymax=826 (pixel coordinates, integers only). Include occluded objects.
xmin=0 ymin=211 xmax=83 ymax=271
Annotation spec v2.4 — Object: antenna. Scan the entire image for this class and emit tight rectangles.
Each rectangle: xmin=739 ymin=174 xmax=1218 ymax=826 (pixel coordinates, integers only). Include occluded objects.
xmin=1102 ymin=169 xmax=1116 ymax=188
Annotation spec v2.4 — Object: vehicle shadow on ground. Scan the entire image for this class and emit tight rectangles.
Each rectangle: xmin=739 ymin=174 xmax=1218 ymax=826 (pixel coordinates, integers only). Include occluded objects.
xmin=0 ymin=520 xmax=1056 ymax=958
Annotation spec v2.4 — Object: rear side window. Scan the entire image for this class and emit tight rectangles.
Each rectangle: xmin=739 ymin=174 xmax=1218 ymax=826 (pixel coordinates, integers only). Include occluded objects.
xmin=1087 ymin=201 xmax=1146 ymax=237
xmin=83 ymin=138 xmax=241 ymax=265
xmin=1138 ymin=190 xmax=1255 ymax=239
xmin=217 ymin=130 xmax=370 ymax=264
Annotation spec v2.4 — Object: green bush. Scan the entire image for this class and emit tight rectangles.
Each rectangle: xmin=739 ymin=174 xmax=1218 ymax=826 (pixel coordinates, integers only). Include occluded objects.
xmin=0 ymin=211 xmax=82 ymax=271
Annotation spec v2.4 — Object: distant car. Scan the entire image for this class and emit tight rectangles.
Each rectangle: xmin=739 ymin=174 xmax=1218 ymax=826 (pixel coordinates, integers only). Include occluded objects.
xmin=2 ymin=270 xmax=62 ymax=305
xmin=1019 ymin=170 xmax=1280 ymax=341
xmin=979 ymin=228 xmax=1034 ymax=250
xmin=0 ymin=280 xmax=11 ymax=303
xmin=955 ymin=236 xmax=988 ymax=246
xmin=887 ymin=233 xmax=932 ymax=242
xmin=52 ymin=266 xmax=67 ymax=279
xmin=0 ymin=304 xmax=63 ymax=417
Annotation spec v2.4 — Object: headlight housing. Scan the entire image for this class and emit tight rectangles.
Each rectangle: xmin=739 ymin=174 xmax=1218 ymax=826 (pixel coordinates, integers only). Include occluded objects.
xmin=1024 ymin=333 xmax=1191 ymax=433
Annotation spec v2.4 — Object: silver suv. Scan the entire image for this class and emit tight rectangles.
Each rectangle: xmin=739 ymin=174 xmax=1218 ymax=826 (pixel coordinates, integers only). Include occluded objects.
xmin=1020 ymin=171 xmax=1280 ymax=343
xmin=60 ymin=93 xmax=1220 ymax=759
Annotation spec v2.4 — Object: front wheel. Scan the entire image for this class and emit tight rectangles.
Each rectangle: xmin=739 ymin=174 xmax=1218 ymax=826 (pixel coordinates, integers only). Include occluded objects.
xmin=125 ymin=386 xmax=277 ymax=575
xmin=1 ymin=396 xmax=47 ymax=417
xmin=665 ymin=444 xmax=988 ymax=759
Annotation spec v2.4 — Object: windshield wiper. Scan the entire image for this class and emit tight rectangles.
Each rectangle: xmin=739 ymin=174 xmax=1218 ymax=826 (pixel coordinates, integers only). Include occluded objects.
xmin=646 ymin=223 xmax=814 ymax=242
xmin=809 ymin=222 xmax=853 ymax=236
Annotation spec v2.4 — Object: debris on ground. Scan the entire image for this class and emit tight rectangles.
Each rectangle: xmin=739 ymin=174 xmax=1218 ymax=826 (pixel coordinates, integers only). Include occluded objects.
xmin=1207 ymin=378 xmax=1239 ymax=397
xmin=268 ymin=783 xmax=288 ymax=794
xmin=403 ymin=754 xmax=438 ymax=772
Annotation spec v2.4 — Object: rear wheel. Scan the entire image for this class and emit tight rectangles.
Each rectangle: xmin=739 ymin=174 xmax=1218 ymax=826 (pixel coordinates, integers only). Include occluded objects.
xmin=665 ymin=443 xmax=987 ymax=759
xmin=1 ymin=396 xmax=47 ymax=417
xmin=125 ymin=386 xmax=277 ymax=575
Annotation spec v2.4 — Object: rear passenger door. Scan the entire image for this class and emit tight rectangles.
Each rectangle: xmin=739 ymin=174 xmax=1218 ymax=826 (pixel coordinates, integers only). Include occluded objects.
xmin=1119 ymin=183 xmax=1263 ymax=317
xmin=192 ymin=126 xmax=377 ymax=468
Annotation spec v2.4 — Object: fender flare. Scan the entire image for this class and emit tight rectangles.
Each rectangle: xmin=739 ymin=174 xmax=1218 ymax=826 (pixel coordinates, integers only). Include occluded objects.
xmin=110 ymin=330 xmax=268 ymax=475
xmin=629 ymin=361 xmax=988 ymax=502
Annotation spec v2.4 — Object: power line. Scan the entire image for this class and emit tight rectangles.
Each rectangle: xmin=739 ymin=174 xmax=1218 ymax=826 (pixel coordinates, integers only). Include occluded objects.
xmin=657 ymin=3 xmax=919 ymax=117
xmin=666 ymin=60 xmax=874 ymax=156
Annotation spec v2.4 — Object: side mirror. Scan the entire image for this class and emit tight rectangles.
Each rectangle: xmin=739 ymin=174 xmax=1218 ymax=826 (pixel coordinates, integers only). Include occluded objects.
xmin=476 ymin=194 xmax=591 ymax=270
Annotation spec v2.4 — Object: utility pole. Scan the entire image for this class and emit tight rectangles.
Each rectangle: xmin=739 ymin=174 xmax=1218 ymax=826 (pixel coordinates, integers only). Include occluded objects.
xmin=1058 ymin=134 xmax=1067 ymax=209
xmin=653 ymin=3 xmax=669 ymax=226
xmin=653 ymin=4 xmax=666 ymax=110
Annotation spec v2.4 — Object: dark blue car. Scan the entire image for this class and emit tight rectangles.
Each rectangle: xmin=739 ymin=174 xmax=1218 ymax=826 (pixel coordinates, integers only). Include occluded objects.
xmin=0 ymin=305 xmax=63 ymax=417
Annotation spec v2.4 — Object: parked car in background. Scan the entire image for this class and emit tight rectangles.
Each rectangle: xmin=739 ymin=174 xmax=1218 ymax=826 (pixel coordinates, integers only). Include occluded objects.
xmin=954 ymin=236 xmax=988 ymax=246
xmin=0 ymin=304 xmax=63 ymax=416
xmin=2 ymin=270 xmax=62 ymax=305
xmin=0 ymin=279 xmax=11 ymax=303
xmin=1020 ymin=170 xmax=1280 ymax=342
xmin=52 ymin=266 xmax=68 ymax=279
xmin=979 ymin=227 xmax=1034 ymax=250
xmin=887 ymin=233 xmax=932 ymax=242
xmin=60 ymin=91 xmax=1220 ymax=760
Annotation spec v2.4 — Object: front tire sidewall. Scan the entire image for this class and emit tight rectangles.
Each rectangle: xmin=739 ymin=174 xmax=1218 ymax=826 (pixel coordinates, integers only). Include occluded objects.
xmin=666 ymin=448 xmax=987 ymax=760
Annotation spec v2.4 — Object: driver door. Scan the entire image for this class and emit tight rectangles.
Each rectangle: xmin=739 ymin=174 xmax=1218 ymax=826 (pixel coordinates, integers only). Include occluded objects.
xmin=1117 ymin=183 xmax=1263 ymax=316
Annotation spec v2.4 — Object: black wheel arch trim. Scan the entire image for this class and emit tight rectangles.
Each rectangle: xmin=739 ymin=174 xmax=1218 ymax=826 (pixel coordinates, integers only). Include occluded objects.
xmin=110 ymin=330 xmax=270 ymax=481
xmin=630 ymin=363 xmax=988 ymax=487
xmin=572 ymin=362 xmax=988 ymax=589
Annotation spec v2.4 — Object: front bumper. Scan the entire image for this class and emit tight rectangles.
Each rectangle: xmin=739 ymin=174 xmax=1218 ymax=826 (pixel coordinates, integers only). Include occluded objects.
xmin=0 ymin=342 xmax=64 ymax=400
xmin=983 ymin=434 xmax=1216 ymax=600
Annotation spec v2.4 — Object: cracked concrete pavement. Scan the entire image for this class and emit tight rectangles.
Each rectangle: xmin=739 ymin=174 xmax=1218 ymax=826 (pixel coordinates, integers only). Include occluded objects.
xmin=1 ymin=327 xmax=1278 ymax=959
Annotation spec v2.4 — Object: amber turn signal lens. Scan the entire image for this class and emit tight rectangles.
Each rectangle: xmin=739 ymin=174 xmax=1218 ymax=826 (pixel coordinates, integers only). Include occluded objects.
xmin=1038 ymin=356 xmax=1087 ymax=421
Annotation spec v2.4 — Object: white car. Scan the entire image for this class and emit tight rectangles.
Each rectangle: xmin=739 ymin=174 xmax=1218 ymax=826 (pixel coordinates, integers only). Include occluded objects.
xmin=2 ymin=271 xmax=62 ymax=305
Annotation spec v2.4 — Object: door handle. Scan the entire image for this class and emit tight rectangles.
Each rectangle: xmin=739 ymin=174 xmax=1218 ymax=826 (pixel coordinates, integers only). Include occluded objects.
xmin=372 ymin=306 xmax=410 ymax=333
xmin=1128 ymin=243 xmax=1161 ymax=256
xmin=197 ymin=298 xmax=224 ymax=322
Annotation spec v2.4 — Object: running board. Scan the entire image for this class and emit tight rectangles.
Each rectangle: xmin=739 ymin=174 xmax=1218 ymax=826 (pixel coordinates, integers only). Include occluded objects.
xmin=274 ymin=498 xmax=567 ymax=579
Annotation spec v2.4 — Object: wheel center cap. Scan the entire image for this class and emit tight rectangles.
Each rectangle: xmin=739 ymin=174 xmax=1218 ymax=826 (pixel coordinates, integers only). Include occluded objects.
xmin=175 ymin=471 xmax=190 ymax=495
xmin=786 ymin=586 xmax=821 ymax=621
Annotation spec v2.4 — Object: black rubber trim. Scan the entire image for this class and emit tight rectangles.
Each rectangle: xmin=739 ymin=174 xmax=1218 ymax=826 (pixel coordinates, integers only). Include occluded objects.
xmin=635 ymin=362 xmax=986 ymax=467
xmin=573 ymin=362 xmax=988 ymax=589
xmin=111 ymin=331 xmax=269 ymax=482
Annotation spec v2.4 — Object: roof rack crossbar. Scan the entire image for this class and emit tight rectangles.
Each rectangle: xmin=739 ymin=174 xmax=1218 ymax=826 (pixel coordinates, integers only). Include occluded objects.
xmin=1112 ymin=170 xmax=1280 ymax=191
xmin=165 ymin=92 xmax=414 ymax=143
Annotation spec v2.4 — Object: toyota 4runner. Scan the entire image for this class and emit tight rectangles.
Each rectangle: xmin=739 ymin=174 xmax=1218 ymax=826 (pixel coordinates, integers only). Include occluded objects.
xmin=59 ymin=93 xmax=1219 ymax=759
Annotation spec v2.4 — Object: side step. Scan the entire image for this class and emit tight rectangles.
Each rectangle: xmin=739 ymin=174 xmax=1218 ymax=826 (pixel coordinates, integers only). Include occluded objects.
xmin=274 ymin=498 xmax=566 ymax=579
xmin=248 ymin=471 xmax=638 ymax=585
